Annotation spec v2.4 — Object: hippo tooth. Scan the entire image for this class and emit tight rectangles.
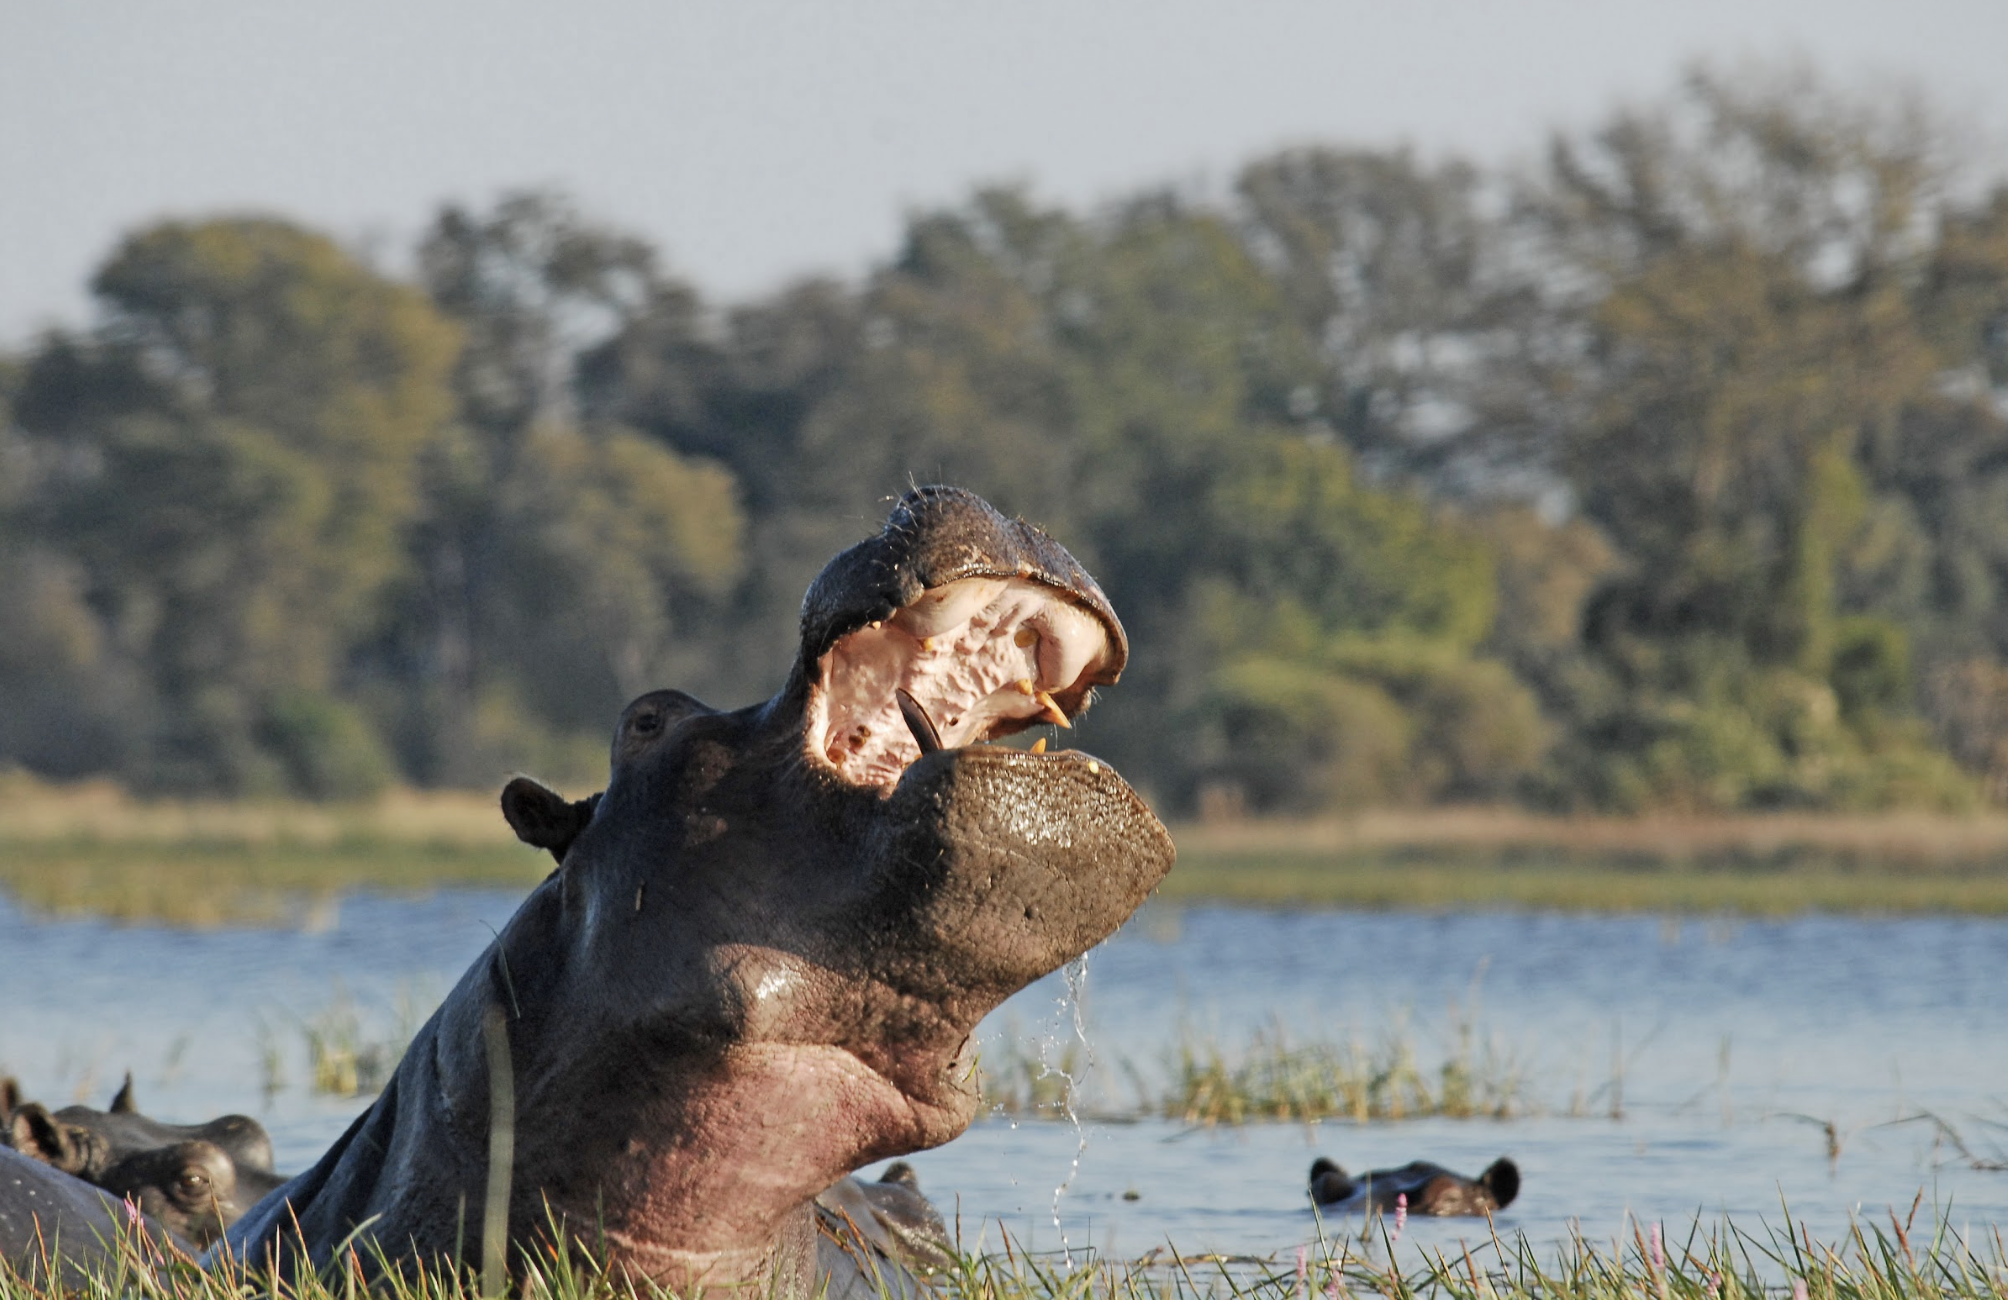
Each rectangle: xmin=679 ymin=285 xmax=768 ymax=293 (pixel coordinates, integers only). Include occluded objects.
xmin=1030 ymin=737 xmax=1047 ymax=754
xmin=1035 ymin=691 xmax=1070 ymax=728
xmin=895 ymin=688 xmax=944 ymax=755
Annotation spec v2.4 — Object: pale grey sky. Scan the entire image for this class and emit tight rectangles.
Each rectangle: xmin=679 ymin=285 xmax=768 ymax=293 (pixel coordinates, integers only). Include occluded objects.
xmin=4 ymin=1 xmax=2006 ymax=345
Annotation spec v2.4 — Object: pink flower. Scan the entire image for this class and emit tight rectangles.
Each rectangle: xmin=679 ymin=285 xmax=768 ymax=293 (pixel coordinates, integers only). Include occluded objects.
xmin=1650 ymin=1222 xmax=1665 ymax=1272
xmin=1391 ymin=1192 xmax=1407 ymax=1245
xmin=1792 ymin=1280 xmax=1809 ymax=1300
xmin=1295 ymin=1244 xmax=1308 ymax=1300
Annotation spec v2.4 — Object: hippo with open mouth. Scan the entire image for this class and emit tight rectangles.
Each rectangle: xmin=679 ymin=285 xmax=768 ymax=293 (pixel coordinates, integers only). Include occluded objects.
xmin=222 ymin=486 xmax=1176 ymax=1294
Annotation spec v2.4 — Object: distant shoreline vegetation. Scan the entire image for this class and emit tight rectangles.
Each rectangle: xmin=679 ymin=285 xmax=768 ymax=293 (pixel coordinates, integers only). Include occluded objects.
xmin=7 ymin=61 xmax=2008 ymax=826
xmin=7 ymin=776 xmax=2008 ymax=925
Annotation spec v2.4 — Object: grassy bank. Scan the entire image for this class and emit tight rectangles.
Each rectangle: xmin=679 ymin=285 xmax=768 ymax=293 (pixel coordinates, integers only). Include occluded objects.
xmin=1168 ymin=809 xmax=2008 ymax=915
xmin=9 ymin=772 xmax=2008 ymax=922
xmin=0 ymin=773 xmax=546 ymax=925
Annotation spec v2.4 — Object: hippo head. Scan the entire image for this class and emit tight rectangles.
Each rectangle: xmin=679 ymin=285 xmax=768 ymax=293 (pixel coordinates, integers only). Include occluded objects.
xmin=486 ymin=486 xmax=1175 ymax=1279
xmin=95 ymin=1139 xmax=286 ymax=1247
xmin=227 ymin=487 xmax=1175 ymax=1293
xmin=4 ymin=1078 xmax=285 ymax=1248
xmin=6 ymin=1077 xmax=275 ymax=1184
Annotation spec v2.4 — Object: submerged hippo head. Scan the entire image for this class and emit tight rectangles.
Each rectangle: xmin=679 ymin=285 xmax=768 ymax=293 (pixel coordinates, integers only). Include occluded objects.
xmin=3 ymin=1077 xmax=286 ymax=1252
xmin=1308 ymin=1156 xmax=1520 ymax=1217
xmin=5 ymin=1075 xmax=276 ymax=1185
xmin=227 ymin=487 xmax=1175 ymax=1294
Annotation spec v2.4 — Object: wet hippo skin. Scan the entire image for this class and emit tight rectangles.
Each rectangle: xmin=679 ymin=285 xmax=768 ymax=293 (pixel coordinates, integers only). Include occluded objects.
xmin=223 ymin=487 xmax=1176 ymax=1296
xmin=0 ymin=1146 xmax=185 ymax=1283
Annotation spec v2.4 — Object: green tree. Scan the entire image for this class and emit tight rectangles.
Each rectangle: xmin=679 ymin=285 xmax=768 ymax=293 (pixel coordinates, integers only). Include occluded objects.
xmin=385 ymin=193 xmax=747 ymax=784
xmin=14 ymin=219 xmax=459 ymax=794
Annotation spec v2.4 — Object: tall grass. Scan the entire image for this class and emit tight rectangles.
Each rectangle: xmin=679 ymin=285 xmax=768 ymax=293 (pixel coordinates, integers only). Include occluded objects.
xmin=253 ymin=981 xmax=437 ymax=1099
xmin=1164 ymin=1016 xmax=1528 ymax=1125
xmin=978 ymin=1005 xmax=1531 ymax=1125
xmin=5 ymin=1201 xmax=2005 ymax=1300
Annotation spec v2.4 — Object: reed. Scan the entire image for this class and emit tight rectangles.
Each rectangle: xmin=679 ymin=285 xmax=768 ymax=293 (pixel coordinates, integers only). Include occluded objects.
xmin=255 ymin=982 xmax=436 ymax=1099
xmin=3 ymin=1198 xmax=2002 ymax=1300
xmin=977 ymin=1013 xmax=1531 ymax=1125
xmin=1164 ymin=1018 xmax=1527 ymax=1125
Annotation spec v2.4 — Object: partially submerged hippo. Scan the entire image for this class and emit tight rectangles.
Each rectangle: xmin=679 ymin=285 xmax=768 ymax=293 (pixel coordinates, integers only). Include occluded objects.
xmin=6 ymin=1074 xmax=276 ymax=1181
xmin=3 ymin=1076 xmax=286 ymax=1247
xmin=225 ymin=487 xmax=1175 ymax=1295
xmin=1308 ymin=1156 xmax=1520 ymax=1217
xmin=0 ymin=1145 xmax=184 ymax=1283
xmin=814 ymin=1162 xmax=952 ymax=1275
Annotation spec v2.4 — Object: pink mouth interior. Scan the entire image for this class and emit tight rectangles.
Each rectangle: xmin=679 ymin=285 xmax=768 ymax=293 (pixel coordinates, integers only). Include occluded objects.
xmin=809 ymin=577 xmax=1115 ymax=790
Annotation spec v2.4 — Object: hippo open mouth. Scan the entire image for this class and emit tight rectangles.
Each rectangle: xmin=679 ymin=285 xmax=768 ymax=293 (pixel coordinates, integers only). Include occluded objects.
xmin=798 ymin=487 xmax=1129 ymax=792
xmin=808 ymin=578 xmax=1119 ymax=789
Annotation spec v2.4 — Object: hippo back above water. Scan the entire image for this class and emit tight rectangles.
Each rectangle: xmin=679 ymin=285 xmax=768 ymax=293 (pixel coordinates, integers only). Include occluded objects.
xmin=223 ymin=487 xmax=1176 ymax=1296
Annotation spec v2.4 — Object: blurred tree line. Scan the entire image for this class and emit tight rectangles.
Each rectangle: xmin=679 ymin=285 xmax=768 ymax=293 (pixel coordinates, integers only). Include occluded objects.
xmin=6 ymin=64 xmax=2008 ymax=814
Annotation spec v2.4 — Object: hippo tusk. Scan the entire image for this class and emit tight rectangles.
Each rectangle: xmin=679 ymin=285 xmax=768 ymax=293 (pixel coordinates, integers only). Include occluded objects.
xmin=895 ymin=689 xmax=945 ymax=754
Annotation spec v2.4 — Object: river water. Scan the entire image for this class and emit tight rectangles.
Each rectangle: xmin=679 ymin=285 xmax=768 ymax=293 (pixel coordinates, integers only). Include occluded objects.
xmin=2 ymin=890 xmax=2004 ymax=1264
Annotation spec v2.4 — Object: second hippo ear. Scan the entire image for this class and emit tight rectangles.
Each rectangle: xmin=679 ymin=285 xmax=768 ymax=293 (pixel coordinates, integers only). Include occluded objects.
xmin=1 ymin=1075 xmax=19 ymax=1115
xmin=7 ymin=1103 xmax=82 ymax=1172
xmin=501 ymin=778 xmax=600 ymax=865
xmin=110 ymin=1072 xmax=137 ymax=1114
xmin=1480 ymin=1157 xmax=1520 ymax=1209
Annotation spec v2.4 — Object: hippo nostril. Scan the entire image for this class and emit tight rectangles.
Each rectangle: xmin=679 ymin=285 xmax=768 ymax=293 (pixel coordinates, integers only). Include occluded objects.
xmin=633 ymin=709 xmax=662 ymax=736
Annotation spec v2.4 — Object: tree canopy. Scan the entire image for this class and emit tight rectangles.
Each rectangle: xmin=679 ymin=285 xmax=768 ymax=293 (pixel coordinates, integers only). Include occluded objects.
xmin=5 ymin=64 xmax=2008 ymax=813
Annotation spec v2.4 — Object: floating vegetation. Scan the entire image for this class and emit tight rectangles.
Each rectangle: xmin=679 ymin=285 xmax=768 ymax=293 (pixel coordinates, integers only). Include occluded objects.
xmin=978 ymin=1002 xmax=1531 ymax=1125
xmin=258 ymin=982 xmax=437 ymax=1099
xmin=1164 ymin=1012 xmax=1529 ymax=1125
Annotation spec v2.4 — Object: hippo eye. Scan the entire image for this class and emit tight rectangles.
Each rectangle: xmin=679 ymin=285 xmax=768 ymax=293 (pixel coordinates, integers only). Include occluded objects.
xmin=176 ymin=1170 xmax=212 ymax=1198
xmin=631 ymin=707 xmax=662 ymax=736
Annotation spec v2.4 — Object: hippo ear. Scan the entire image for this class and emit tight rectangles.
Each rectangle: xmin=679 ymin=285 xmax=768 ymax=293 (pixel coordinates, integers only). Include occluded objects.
xmin=877 ymin=1161 xmax=920 ymax=1189
xmin=501 ymin=778 xmax=600 ymax=864
xmin=1480 ymin=1157 xmax=1519 ymax=1209
xmin=111 ymin=1071 xmax=138 ymax=1114
xmin=0 ymin=1075 xmax=18 ymax=1115
xmin=7 ymin=1103 xmax=82 ymax=1172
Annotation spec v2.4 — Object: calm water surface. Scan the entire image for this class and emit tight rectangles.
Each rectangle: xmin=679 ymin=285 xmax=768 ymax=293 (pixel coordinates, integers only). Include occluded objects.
xmin=2 ymin=891 xmax=2004 ymax=1262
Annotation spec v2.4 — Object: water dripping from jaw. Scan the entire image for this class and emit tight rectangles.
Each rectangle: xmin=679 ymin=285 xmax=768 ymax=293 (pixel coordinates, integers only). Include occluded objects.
xmin=1048 ymin=953 xmax=1093 ymax=1270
